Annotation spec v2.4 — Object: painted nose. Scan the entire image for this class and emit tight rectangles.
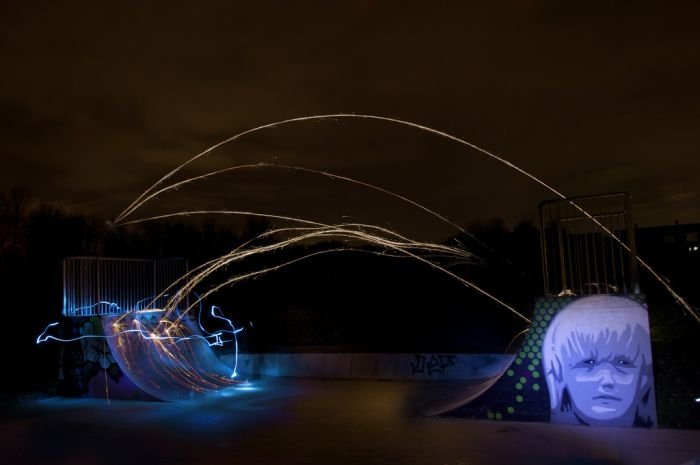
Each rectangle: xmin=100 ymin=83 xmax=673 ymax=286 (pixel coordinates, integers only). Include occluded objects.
xmin=597 ymin=368 xmax=615 ymax=390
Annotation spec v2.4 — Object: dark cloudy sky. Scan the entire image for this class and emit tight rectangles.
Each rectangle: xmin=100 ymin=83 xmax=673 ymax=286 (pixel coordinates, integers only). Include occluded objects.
xmin=1 ymin=1 xmax=699 ymax=238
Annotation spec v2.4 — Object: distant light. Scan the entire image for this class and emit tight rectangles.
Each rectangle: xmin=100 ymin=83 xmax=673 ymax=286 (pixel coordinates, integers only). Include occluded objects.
xmin=695 ymin=397 xmax=700 ymax=403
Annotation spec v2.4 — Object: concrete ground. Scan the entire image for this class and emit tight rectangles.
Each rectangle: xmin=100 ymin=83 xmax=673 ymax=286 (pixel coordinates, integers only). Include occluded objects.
xmin=1 ymin=378 xmax=699 ymax=465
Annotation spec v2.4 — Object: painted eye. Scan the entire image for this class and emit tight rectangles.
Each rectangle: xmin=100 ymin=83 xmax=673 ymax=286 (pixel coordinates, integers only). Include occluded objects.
xmin=574 ymin=358 xmax=596 ymax=368
xmin=616 ymin=358 xmax=633 ymax=367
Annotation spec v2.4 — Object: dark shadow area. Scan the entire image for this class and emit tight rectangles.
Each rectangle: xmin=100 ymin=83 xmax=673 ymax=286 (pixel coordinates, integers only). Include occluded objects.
xmin=637 ymin=224 xmax=700 ymax=430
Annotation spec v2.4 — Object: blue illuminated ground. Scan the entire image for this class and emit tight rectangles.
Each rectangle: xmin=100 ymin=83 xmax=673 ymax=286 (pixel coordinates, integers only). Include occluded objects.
xmin=1 ymin=378 xmax=698 ymax=465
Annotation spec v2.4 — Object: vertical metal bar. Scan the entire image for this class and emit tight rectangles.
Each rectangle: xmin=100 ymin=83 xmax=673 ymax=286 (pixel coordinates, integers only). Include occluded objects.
xmin=625 ymin=192 xmax=640 ymax=294
xmin=185 ymin=258 xmax=190 ymax=311
xmin=608 ymin=212 xmax=619 ymax=293
xmin=62 ymin=259 xmax=67 ymax=316
xmin=575 ymin=223 xmax=583 ymax=295
xmin=96 ymin=257 xmax=101 ymax=313
xmin=609 ymin=227 xmax=618 ymax=292
xmin=600 ymin=209 xmax=609 ymax=294
xmin=539 ymin=203 xmax=550 ymax=296
xmin=153 ymin=259 xmax=156 ymax=310
xmin=591 ymin=229 xmax=600 ymax=292
xmin=79 ymin=259 xmax=83 ymax=316
xmin=565 ymin=223 xmax=574 ymax=293
xmin=556 ymin=205 xmax=567 ymax=294
xmin=618 ymin=220 xmax=628 ymax=294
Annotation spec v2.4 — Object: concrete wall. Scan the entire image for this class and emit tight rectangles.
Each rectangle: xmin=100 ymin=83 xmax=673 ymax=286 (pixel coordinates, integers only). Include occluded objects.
xmin=220 ymin=352 xmax=514 ymax=381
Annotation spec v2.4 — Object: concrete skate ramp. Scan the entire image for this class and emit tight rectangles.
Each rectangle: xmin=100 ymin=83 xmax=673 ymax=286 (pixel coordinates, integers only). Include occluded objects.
xmin=409 ymin=375 xmax=508 ymax=416
xmin=226 ymin=352 xmax=514 ymax=416
xmin=102 ymin=310 xmax=239 ymax=401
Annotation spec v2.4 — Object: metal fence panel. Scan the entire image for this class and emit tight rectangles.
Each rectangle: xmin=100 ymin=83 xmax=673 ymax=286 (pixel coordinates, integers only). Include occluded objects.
xmin=62 ymin=257 xmax=188 ymax=317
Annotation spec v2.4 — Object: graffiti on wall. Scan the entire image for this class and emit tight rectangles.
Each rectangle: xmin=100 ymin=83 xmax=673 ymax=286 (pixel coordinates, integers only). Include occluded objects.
xmin=62 ymin=317 xmax=155 ymax=400
xmin=443 ymin=294 xmax=656 ymax=428
xmin=79 ymin=318 xmax=121 ymax=386
xmin=542 ymin=295 xmax=656 ymax=427
xmin=410 ymin=354 xmax=456 ymax=375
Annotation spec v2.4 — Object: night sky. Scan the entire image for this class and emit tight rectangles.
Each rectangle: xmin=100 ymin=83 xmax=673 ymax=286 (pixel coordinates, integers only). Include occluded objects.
xmin=2 ymin=1 xmax=699 ymax=238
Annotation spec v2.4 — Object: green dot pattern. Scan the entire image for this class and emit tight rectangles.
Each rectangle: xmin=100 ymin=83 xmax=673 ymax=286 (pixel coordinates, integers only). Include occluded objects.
xmin=480 ymin=296 xmax=584 ymax=422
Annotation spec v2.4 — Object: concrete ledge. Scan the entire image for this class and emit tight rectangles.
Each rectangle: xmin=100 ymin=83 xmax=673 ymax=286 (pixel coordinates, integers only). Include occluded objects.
xmin=221 ymin=353 xmax=514 ymax=381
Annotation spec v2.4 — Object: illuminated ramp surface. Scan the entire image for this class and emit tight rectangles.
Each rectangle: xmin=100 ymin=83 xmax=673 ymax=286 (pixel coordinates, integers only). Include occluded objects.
xmin=103 ymin=311 xmax=240 ymax=401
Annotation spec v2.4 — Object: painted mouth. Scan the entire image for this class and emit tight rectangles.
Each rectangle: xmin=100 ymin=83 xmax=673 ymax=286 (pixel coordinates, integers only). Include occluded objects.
xmin=593 ymin=395 xmax=622 ymax=402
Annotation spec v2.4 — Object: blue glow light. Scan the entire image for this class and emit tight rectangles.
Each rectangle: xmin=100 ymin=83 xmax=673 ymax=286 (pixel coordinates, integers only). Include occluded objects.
xmin=38 ymin=304 xmax=244 ymax=380
xmin=36 ymin=317 xmax=238 ymax=347
xmin=38 ymin=302 xmax=248 ymax=400
xmin=75 ymin=301 xmax=122 ymax=314
xmin=210 ymin=306 xmax=242 ymax=378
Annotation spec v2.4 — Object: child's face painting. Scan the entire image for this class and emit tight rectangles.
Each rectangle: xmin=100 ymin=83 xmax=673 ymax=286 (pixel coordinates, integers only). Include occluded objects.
xmin=562 ymin=325 xmax=647 ymax=422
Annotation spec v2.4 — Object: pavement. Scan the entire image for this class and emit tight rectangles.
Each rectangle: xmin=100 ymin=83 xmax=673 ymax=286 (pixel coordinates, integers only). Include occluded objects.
xmin=1 ymin=378 xmax=699 ymax=465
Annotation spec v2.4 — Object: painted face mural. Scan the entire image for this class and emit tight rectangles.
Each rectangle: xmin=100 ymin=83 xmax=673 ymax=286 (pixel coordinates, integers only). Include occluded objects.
xmin=543 ymin=296 xmax=656 ymax=427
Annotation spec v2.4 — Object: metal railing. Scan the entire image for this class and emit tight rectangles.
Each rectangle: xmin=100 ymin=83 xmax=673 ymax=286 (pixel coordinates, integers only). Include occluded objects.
xmin=539 ymin=192 xmax=639 ymax=297
xmin=62 ymin=257 xmax=188 ymax=317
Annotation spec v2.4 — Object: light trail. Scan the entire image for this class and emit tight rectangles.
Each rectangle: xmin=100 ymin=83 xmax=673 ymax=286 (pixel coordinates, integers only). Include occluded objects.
xmin=120 ymin=213 xmax=527 ymax=323
xmin=36 ymin=311 xmax=242 ymax=348
xmin=53 ymin=301 xmax=242 ymax=400
xmin=42 ymin=114 xmax=697 ymax=401
xmin=112 ymin=161 xmax=508 ymax=263
xmin=114 ymin=113 xmax=698 ymax=323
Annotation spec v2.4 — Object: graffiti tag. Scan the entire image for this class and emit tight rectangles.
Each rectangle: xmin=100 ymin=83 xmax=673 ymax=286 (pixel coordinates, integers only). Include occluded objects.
xmin=411 ymin=354 xmax=456 ymax=375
